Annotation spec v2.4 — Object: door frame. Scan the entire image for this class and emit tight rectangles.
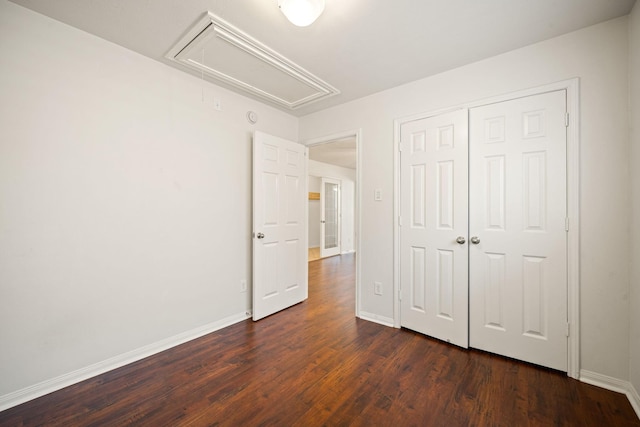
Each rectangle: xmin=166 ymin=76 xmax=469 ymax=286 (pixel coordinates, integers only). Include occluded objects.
xmin=393 ymin=78 xmax=580 ymax=379
xmin=304 ymin=129 xmax=362 ymax=318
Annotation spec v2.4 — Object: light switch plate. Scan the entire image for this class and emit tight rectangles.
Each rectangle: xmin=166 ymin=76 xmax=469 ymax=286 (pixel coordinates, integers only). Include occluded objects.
xmin=374 ymin=281 xmax=382 ymax=295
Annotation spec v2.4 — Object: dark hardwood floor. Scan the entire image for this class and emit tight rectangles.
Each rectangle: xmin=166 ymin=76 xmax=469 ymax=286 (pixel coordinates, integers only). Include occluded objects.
xmin=1 ymin=253 xmax=638 ymax=426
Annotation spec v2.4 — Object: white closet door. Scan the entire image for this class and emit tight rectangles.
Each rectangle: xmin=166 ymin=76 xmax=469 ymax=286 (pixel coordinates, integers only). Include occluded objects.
xmin=400 ymin=109 xmax=469 ymax=348
xmin=468 ymin=90 xmax=568 ymax=371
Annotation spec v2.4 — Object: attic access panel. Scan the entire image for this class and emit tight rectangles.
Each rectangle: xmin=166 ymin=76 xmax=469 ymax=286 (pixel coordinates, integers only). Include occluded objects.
xmin=166 ymin=12 xmax=339 ymax=110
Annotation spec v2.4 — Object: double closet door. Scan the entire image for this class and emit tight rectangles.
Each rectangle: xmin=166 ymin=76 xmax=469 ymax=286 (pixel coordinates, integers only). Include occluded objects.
xmin=399 ymin=90 xmax=568 ymax=371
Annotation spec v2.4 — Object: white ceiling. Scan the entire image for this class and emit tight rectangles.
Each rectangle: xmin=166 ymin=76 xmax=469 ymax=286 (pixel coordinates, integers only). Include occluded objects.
xmin=9 ymin=0 xmax=637 ymax=116
xmin=309 ymin=137 xmax=356 ymax=170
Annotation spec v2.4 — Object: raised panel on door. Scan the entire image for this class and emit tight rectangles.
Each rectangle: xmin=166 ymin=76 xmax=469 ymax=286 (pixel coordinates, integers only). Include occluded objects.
xmin=400 ymin=109 xmax=469 ymax=348
xmin=253 ymin=131 xmax=308 ymax=321
xmin=469 ymin=90 xmax=567 ymax=371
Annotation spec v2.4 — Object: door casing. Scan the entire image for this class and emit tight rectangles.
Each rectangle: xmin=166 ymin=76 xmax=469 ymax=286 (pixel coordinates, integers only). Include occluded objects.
xmin=393 ymin=79 xmax=580 ymax=378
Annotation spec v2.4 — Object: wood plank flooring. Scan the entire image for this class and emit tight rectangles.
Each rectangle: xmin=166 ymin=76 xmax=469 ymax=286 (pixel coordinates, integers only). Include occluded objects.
xmin=1 ymin=253 xmax=638 ymax=426
xmin=308 ymin=247 xmax=321 ymax=261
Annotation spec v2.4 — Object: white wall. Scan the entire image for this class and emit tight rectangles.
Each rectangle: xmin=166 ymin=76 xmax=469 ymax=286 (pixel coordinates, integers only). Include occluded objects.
xmin=300 ymin=17 xmax=631 ymax=380
xmin=629 ymin=0 xmax=640 ymax=400
xmin=0 ymin=0 xmax=297 ymax=403
xmin=308 ymin=160 xmax=356 ymax=253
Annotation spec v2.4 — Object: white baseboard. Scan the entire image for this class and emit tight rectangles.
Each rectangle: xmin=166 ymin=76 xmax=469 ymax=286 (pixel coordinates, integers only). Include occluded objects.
xmin=580 ymin=369 xmax=640 ymax=420
xmin=628 ymin=382 xmax=640 ymax=420
xmin=580 ymin=369 xmax=629 ymax=393
xmin=0 ymin=311 xmax=250 ymax=412
xmin=358 ymin=311 xmax=394 ymax=328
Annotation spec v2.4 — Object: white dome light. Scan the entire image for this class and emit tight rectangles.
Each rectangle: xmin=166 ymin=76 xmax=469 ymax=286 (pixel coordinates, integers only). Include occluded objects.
xmin=278 ymin=0 xmax=325 ymax=27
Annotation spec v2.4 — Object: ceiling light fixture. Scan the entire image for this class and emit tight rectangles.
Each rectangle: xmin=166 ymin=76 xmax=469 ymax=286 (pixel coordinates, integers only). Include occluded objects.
xmin=278 ymin=0 xmax=325 ymax=27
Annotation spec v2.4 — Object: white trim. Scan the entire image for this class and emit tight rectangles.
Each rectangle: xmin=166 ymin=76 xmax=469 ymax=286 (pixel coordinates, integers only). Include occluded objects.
xmin=303 ymin=129 xmax=362 ymax=318
xmin=393 ymin=78 xmax=581 ymax=377
xmin=304 ymin=130 xmax=360 ymax=147
xmin=580 ymin=370 xmax=640 ymax=419
xmin=0 ymin=311 xmax=250 ymax=412
xmin=358 ymin=311 xmax=395 ymax=328
xmin=304 ymin=145 xmax=310 ymax=300
xmin=165 ymin=13 xmax=339 ymax=110
xmin=565 ymin=79 xmax=581 ymax=380
xmin=581 ymin=369 xmax=630 ymax=394
xmin=393 ymin=119 xmax=401 ymax=328
xmin=629 ymin=382 xmax=640 ymax=419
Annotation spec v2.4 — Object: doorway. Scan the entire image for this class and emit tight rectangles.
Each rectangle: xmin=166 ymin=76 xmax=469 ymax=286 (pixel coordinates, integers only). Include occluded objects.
xmin=305 ymin=130 xmax=361 ymax=315
xmin=307 ymin=136 xmax=357 ymax=261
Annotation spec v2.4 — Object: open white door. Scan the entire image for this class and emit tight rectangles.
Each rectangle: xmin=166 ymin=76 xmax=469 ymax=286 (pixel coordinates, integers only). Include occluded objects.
xmin=253 ymin=131 xmax=308 ymax=321
xmin=320 ymin=177 xmax=341 ymax=258
xmin=399 ymin=109 xmax=469 ymax=348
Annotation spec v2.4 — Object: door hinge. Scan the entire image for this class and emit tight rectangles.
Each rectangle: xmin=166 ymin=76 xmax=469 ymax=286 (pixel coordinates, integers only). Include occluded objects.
xmin=565 ymin=218 xmax=570 ymax=232
xmin=566 ymin=322 xmax=570 ymax=337
xmin=399 ymin=216 xmax=403 ymax=227
xmin=398 ymin=289 xmax=402 ymax=301
xmin=399 ymin=141 xmax=408 ymax=152
xmin=565 ymin=112 xmax=570 ymax=127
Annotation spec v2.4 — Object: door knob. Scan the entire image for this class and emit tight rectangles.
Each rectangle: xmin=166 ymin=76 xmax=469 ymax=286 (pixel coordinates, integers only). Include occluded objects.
xmin=256 ymin=232 xmax=265 ymax=239
xmin=456 ymin=236 xmax=466 ymax=244
xmin=470 ymin=236 xmax=480 ymax=244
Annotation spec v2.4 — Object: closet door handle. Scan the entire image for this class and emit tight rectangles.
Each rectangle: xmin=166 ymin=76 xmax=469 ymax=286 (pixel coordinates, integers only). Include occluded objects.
xmin=470 ymin=236 xmax=480 ymax=244
xmin=456 ymin=236 xmax=466 ymax=244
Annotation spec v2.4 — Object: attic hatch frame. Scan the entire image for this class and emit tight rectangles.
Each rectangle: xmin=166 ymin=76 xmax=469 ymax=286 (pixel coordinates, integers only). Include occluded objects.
xmin=165 ymin=12 xmax=340 ymax=110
